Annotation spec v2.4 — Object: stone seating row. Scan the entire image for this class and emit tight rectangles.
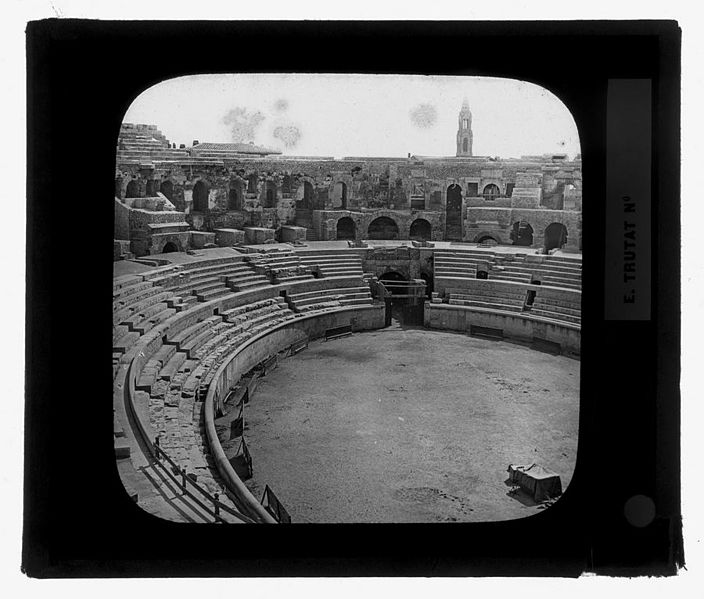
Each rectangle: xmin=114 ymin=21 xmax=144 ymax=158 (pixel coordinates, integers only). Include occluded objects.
xmin=286 ymin=286 xmax=373 ymax=312
xmin=113 ymin=254 xmax=388 ymax=521
xmin=135 ymin=300 xmax=298 ymax=509
xmin=447 ymin=292 xmax=524 ymax=313
xmin=531 ymin=297 xmax=582 ymax=324
xmin=296 ymin=252 xmax=364 ymax=278
xmin=435 ymin=250 xmax=581 ymax=292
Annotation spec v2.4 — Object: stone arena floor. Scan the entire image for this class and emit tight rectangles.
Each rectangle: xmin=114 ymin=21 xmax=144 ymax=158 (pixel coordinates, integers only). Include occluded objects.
xmin=240 ymin=325 xmax=580 ymax=523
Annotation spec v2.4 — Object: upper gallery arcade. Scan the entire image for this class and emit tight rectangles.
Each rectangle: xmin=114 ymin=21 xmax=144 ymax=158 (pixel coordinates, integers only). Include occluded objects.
xmin=114 ymin=102 xmax=582 ymax=257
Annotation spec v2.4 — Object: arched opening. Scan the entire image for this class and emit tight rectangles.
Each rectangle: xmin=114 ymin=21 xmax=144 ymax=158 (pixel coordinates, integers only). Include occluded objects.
xmin=445 ymin=184 xmax=463 ymax=241
xmin=462 ymin=138 xmax=468 ymax=153
xmin=159 ymin=180 xmax=174 ymax=201
xmin=367 ymin=216 xmax=400 ymax=240
xmin=262 ymin=181 xmax=277 ymax=208
xmin=228 ymin=186 xmax=241 ymax=210
xmin=298 ymin=180 xmax=314 ymax=209
xmin=125 ymin=179 xmax=140 ymax=198
xmin=544 ymin=223 xmax=568 ymax=251
xmin=336 ymin=217 xmax=356 ymax=240
xmin=192 ymin=180 xmax=209 ymax=212
xmin=146 ymin=180 xmax=158 ymax=196
xmin=331 ymin=181 xmax=348 ymax=209
xmin=476 ymin=235 xmax=499 ymax=247
xmin=482 ymin=184 xmax=501 ymax=201
xmin=409 ymin=218 xmax=432 ymax=241
xmin=282 ymin=175 xmax=292 ymax=197
xmin=510 ymin=221 xmax=534 ymax=246
xmin=247 ymin=173 xmax=258 ymax=194
xmin=162 ymin=242 xmax=178 ymax=253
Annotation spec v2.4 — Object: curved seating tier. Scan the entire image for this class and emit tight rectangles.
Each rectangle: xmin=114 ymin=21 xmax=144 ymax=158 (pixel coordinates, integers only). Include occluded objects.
xmin=434 ymin=249 xmax=582 ymax=292
xmin=113 ymin=253 xmax=380 ymax=523
xmin=295 ymin=249 xmax=366 ymax=278
xmin=114 ymin=246 xmax=579 ymax=522
xmin=247 ymin=249 xmax=315 ymax=284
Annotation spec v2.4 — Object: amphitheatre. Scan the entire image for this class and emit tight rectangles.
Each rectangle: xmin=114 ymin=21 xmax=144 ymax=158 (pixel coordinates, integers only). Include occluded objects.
xmin=113 ymin=100 xmax=582 ymax=524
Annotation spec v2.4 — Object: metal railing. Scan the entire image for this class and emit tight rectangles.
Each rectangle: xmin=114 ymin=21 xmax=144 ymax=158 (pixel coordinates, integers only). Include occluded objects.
xmin=152 ymin=436 xmax=256 ymax=524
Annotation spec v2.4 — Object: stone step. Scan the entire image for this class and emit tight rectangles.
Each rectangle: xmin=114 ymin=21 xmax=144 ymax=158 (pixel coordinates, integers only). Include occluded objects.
xmin=196 ymin=287 xmax=232 ymax=302
xmin=448 ymin=298 xmax=524 ymax=312
xmin=113 ymin=331 xmax=140 ymax=353
xmin=292 ymin=292 xmax=371 ymax=308
xmin=529 ymin=308 xmax=581 ymax=324
xmin=288 ymin=286 xmax=370 ymax=301
xmin=167 ymin=316 xmax=222 ymax=347
xmin=113 ymin=280 xmax=154 ymax=302
xmin=226 ymin=277 xmax=271 ymax=292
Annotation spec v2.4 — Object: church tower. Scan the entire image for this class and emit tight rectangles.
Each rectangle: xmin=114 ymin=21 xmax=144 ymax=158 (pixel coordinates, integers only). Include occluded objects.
xmin=456 ymin=98 xmax=473 ymax=157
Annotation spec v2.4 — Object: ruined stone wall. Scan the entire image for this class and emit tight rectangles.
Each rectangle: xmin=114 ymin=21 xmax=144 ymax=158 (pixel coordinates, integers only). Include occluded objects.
xmin=115 ymin=154 xmax=582 ymax=249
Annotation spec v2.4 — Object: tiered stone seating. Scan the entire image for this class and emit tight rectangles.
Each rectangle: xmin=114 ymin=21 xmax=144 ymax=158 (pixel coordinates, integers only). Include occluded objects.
xmin=537 ymin=256 xmax=582 ymax=290
xmin=117 ymin=123 xmax=190 ymax=164
xmin=488 ymin=254 xmax=582 ymax=290
xmin=112 ymin=278 xmax=180 ymax=353
xmin=434 ymin=249 xmax=493 ymax=282
xmin=447 ymin=287 xmax=526 ymax=313
xmin=132 ymin=297 xmax=297 ymax=514
xmin=287 ymin=286 xmax=373 ymax=313
xmin=248 ymin=250 xmax=314 ymax=284
xmin=530 ymin=295 xmax=582 ymax=325
xmin=296 ymin=250 xmax=365 ymax=278
xmin=488 ymin=256 xmax=533 ymax=284
xmin=111 ymin=250 xmax=387 ymax=521
xmin=177 ymin=260 xmax=271 ymax=301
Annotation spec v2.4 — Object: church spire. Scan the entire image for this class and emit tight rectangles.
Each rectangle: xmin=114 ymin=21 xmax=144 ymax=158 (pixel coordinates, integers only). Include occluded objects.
xmin=456 ymin=99 xmax=473 ymax=157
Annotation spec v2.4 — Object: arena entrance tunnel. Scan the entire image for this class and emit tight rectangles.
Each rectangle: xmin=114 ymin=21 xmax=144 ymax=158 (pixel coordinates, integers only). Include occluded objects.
xmin=379 ymin=271 xmax=426 ymax=326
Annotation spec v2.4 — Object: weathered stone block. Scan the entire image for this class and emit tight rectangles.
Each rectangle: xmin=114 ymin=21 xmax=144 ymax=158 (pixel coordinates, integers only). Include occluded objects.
xmin=189 ymin=231 xmax=216 ymax=249
xmin=244 ymin=227 xmax=275 ymax=245
xmin=214 ymin=228 xmax=245 ymax=246
xmin=279 ymin=225 xmax=307 ymax=243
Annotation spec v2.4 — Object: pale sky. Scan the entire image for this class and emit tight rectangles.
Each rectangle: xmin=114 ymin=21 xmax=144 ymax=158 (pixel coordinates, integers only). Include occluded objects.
xmin=123 ymin=74 xmax=581 ymax=159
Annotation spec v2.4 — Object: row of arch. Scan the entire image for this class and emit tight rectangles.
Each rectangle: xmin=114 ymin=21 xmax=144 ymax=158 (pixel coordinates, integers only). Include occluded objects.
xmin=336 ymin=215 xmax=569 ymax=250
xmin=124 ymin=176 xmax=339 ymax=213
xmin=336 ymin=217 xmax=433 ymax=241
xmin=124 ymin=179 xmax=509 ymax=210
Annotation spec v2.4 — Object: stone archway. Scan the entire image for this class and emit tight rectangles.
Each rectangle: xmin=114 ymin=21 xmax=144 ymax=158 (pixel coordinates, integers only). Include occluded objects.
xmin=368 ymin=216 xmax=400 ymax=240
xmin=228 ymin=180 xmax=244 ymax=210
xmin=125 ymin=179 xmax=140 ymax=198
xmin=262 ymin=181 xmax=277 ymax=208
xmin=331 ymin=181 xmax=348 ymax=209
xmin=298 ymin=180 xmax=315 ymax=210
xmin=544 ymin=222 xmax=568 ymax=251
xmin=510 ymin=221 xmax=534 ymax=246
xmin=445 ymin=184 xmax=463 ymax=241
xmin=162 ymin=241 xmax=179 ymax=253
xmin=476 ymin=235 xmax=499 ymax=246
xmin=336 ymin=216 xmax=356 ymax=240
xmin=247 ymin=173 xmax=259 ymax=194
xmin=192 ymin=180 xmax=209 ymax=212
xmin=482 ymin=183 xmax=501 ymax=201
xmin=409 ymin=218 xmax=432 ymax=241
